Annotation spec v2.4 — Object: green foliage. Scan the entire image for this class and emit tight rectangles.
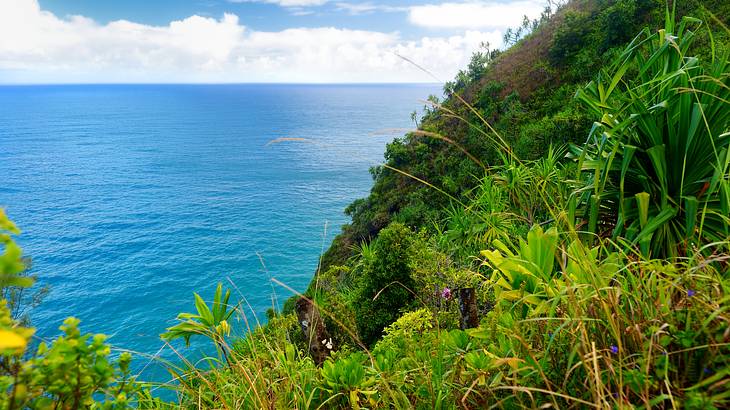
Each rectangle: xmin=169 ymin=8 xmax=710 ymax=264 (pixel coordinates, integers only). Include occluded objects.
xmin=478 ymin=237 xmax=729 ymax=407
xmin=1 ymin=317 xmax=147 ymax=409
xmin=439 ymin=176 xmax=520 ymax=262
xmin=514 ymin=105 xmax=590 ymax=159
xmin=161 ymin=283 xmax=234 ymax=346
xmin=320 ymin=352 xmax=376 ymax=409
xmin=0 ymin=209 xmax=33 ymax=290
xmin=306 ymin=265 xmax=359 ymax=349
xmin=351 ymin=223 xmax=418 ymax=346
xmin=161 ymin=283 xmax=236 ymax=367
xmin=549 ymin=9 xmax=593 ymax=65
xmin=165 ymin=243 xmax=730 ymax=408
xmin=575 ymin=14 xmax=730 ymax=257
xmin=372 ymin=308 xmax=434 ymax=356
xmin=483 ymin=225 xmax=560 ymax=317
xmin=550 ymin=0 xmax=662 ymax=80
xmin=2 ymin=265 xmax=49 ymax=328
xmin=444 ymin=42 xmax=501 ymax=95
xmin=0 ymin=208 xmax=49 ymax=328
xmin=599 ymin=0 xmax=656 ymax=51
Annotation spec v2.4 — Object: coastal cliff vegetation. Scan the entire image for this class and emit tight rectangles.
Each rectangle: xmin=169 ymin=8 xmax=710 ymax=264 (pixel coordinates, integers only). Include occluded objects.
xmin=2 ymin=0 xmax=730 ymax=408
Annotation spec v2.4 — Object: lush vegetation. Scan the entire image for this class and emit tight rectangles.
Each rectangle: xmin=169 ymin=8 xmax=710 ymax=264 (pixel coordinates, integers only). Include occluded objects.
xmin=1 ymin=0 xmax=729 ymax=408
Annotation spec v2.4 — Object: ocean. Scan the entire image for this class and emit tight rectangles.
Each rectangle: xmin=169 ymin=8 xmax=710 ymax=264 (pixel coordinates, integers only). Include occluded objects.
xmin=0 ymin=83 xmax=441 ymax=382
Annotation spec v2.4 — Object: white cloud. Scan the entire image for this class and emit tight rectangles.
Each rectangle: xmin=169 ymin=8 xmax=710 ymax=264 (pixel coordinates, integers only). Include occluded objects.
xmin=0 ymin=0 xmax=502 ymax=83
xmin=409 ymin=1 xmax=546 ymax=30
xmin=334 ymin=2 xmax=407 ymax=15
xmin=228 ymin=0 xmax=329 ymax=7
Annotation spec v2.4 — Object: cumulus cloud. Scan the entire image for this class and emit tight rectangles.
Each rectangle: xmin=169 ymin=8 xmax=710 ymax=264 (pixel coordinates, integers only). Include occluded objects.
xmin=0 ymin=0 xmax=502 ymax=83
xmin=334 ymin=2 xmax=407 ymax=15
xmin=409 ymin=1 xmax=546 ymax=30
xmin=228 ymin=0 xmax=329 ymax=7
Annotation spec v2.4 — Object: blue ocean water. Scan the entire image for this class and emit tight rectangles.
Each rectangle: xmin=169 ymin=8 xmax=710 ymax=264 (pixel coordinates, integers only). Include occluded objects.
xmin=0 ymin=84 xmax=440 ymax=381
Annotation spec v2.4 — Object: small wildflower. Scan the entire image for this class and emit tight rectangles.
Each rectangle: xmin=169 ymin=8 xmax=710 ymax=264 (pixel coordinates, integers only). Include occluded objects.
xmin=610 ymin=345 xmax=619 ymax=354
xmin=441 ymin=287 xmax=452 ymax=300
xmin=687 ymin=289 xmax=696 ymax=297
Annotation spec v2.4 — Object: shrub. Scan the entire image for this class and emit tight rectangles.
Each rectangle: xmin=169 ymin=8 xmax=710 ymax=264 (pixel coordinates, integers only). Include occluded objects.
xmin=598 ymin=0 xmax=657 ymax=51
xmin=320 ymin=352 xmax=376 ymax=408
xmin=0 ymin=315 xmax=147 ymax=409
xmin=549 ymin=10 xmax=592 ymax=65
xmin=351 ymin=223 xmax=417 ymax=346
xmin=372 ymin=308 xmax=434 ymax=357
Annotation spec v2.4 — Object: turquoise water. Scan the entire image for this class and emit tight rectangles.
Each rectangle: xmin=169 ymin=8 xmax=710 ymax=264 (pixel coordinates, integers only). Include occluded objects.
xmin=0 ymin=84 xmax=440 ymax=380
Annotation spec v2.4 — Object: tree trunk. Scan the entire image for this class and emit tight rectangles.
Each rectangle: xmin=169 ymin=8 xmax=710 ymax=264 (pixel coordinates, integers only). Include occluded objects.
xmin=458 ymin=288 xmax=479 ymax=329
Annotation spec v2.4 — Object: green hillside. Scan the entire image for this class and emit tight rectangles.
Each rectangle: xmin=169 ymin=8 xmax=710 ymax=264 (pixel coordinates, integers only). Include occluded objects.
xmin=324 ymin=0 xmax=729 ymax=269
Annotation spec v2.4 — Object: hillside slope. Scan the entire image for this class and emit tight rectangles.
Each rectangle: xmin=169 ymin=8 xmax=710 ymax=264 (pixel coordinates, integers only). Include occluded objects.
xmin=320 ymin=0 xmax=730 ymax=272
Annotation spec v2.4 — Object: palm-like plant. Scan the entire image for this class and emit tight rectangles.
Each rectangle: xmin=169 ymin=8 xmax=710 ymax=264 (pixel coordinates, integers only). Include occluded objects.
xmin=482 ymin=225 xmax=561 ymax=318
xmin=161 ymin=283 xmax=236 ymax=365
xmin=574 ymin=11 xmax=730 ymax=258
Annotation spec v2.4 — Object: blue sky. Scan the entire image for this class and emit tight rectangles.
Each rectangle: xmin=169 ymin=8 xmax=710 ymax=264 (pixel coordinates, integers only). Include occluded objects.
xmin=1 ymin=0 xmax=548 ymax=83
xmin=38 ymin=1 xmax=420 ymax=34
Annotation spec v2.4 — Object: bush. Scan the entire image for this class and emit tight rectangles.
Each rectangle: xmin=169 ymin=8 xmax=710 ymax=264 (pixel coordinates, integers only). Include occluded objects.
xmin=351 ymin=223 xmax=417 ymax=346
xmin=549 ymin=10 xmax=592 ymax=65
xmin=372 ymin=308 xmax=434 ymax=357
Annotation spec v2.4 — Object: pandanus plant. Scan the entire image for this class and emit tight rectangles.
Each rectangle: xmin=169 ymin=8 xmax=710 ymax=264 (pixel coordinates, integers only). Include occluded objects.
xmin=573 ymin=10 xmax=730 ymax=258
xmin=161 ymin=283 xmax=236 ymax=366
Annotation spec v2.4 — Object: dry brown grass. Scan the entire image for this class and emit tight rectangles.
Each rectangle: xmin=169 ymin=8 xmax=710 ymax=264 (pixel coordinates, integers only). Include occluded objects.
xmin=476 ymin=0 xmax=597 ymax=102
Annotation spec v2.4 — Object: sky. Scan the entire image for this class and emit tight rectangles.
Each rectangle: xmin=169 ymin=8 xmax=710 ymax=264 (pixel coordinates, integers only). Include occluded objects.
xmin=0 ymin=0 xmax=549 ymax=83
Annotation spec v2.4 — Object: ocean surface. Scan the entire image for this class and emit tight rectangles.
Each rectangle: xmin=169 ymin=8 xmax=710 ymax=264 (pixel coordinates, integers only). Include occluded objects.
xmin=0 ymin=83 xmax=440 ymax=383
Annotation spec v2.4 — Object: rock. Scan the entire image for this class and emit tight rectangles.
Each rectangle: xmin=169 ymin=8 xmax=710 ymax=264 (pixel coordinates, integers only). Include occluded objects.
xmin=295 ymin=297 xmax=333 ymax=365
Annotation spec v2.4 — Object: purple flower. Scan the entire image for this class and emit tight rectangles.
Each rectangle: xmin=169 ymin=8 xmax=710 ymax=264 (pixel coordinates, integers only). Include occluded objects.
xmin=441 ymin=287 xmax=452 ymax=300
xmin=610 ymin=345 xmax=619 ymax=355
xmin=687 ymin=289 xmax=696 ymax=297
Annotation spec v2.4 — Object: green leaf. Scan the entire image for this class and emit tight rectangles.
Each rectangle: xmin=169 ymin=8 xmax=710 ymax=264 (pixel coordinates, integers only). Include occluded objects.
xmin=635 ymin=192 xmax=650 ymax=230
xmin=683 ymin=195 xmax=699 ymax=236
xmin=634 ymin=206 xmax=677 ymax=244
xmin=194 ymin=293 xmax=214 ymax=325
